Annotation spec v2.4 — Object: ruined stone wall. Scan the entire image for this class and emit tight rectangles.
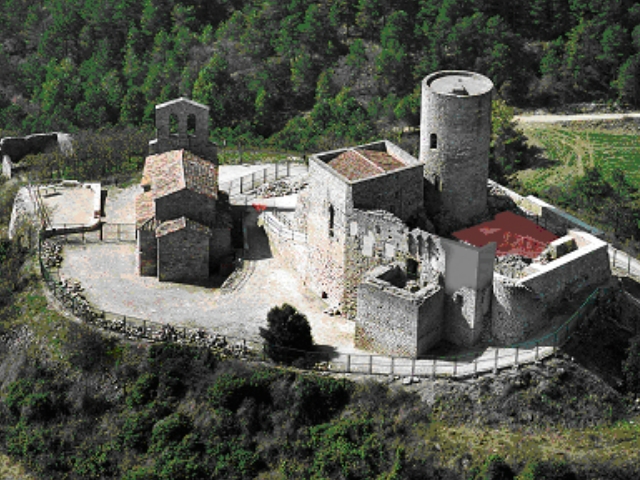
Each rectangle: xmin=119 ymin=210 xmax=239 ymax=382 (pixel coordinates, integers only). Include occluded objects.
xmin=520 ymin=232 xmax=610 ymax=307
xmin=356 ymin=266 xmax=445 ymax=357
xmin=2 ymin=155 xmax=12 ymax=178
xmin=526 ymin=196 xmax=604 ymax=238
xmin=137 ymin=230 xmax=157 ymax=276
xmin=350 ymin=165 xmax=424 ymax=223
xmin=491 ymin=275 xmax=543 ymax=344
xmin=157 ymin=229 xmax=209 ymax=282
xmin=491 ymin=231 xmax=611 ymax=344
xmin=343 ymin=209 xmax=411 ymax=317
xmin=445 ymin=284 xmax=493 ymax=346
xmin=155 ymin=190 xmax=217 ymax=227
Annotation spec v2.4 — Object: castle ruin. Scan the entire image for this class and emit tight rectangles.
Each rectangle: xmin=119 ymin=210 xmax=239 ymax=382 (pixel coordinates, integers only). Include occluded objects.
xmin=263 ymin=70 xmax=611 ymax=357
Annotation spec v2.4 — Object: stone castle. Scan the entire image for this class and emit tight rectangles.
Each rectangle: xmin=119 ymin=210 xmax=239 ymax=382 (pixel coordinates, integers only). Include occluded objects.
xmin=263 ymin=70 xmax=612 ymax=357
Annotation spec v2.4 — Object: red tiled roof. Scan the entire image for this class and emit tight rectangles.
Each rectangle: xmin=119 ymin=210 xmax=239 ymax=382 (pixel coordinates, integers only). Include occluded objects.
xmin=141 ymin=150 xmax=217 ymax=200
xmin=327 ymin=148 xmax=406 ymax=181
xmin=155 ymin=216 xmax=212 ymax=238
xmin=452 ymin=211 xmax=558 ymax=258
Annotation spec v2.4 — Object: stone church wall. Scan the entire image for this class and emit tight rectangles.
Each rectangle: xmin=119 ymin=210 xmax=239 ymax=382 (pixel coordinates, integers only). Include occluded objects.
xmin=157 ymin=229 xmax=209 ymax=282
xmin=155 ymin=190 xmax=216 ymax=226
xmin=137 ymin=230 xmax=157 ymax=276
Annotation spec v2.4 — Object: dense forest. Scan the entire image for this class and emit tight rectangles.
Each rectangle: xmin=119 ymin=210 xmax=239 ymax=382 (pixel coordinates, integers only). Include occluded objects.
xmin=1 ymin=0 xmax=640 ymax=150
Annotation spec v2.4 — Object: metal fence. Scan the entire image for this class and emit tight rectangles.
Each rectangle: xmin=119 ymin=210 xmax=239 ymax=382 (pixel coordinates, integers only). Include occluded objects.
xmin=42 ymin=223 xmax=137 ymax=243
xmin=306 ymin=287 xmax=604 ymax=379
xmin=219 ymin=162 xmax=306 ymax=197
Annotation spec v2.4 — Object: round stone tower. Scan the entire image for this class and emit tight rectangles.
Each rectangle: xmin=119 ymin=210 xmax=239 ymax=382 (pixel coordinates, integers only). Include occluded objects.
xmin=420 ymin=70 xmax=494 ymax=234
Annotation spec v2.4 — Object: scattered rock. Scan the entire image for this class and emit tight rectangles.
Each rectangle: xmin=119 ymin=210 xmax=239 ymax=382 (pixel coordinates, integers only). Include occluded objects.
xmin=255 ymin=175 xmax=308 ymax=198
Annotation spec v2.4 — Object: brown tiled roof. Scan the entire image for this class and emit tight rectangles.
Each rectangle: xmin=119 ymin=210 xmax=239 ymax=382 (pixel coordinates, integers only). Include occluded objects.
xmin=141 ymin=150 xmax=217 ymax=200
xmin=327 ymin=149 xmax=406 ymax=181
xmin=155 ymin=216 xmax=212 ymax=238
xmin=135 ymin=191 xmax=155 ymax=229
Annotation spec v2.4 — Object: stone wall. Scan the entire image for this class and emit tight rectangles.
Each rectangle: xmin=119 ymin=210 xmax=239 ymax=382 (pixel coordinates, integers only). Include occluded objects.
xmin=356 ymin=264 xmax=445 ymax=356
xmin=155 ymin=190 xmax=217 ymax=227
xmin=304 ymin=159 xmax=352 ymax=306
xmin=149 ymin=98 xmax=217 ymax=163
xmin=527 ymin=196 xmax=604 ymax=238
xmin=262 ymin=212 xmax=308 ymax=279
xmin=137 ymin=230 xmax=157 ymax=276
xmin=209 ymin=227 xmax=233 ymax=264
xmin=2 ymin=155 xmax=12 ymax=178
xmin=487 ymin=180 xmax=603 ymax=238
xmin=520 ymin=230 xmax=610 ymax=306
xmin=157 ymin=229 xmax=210 ymax=282
xmin=491 ymin=230 xmax=611 ymax=344
xmin=351 ymin=165 xmax=424 ymax=223
xmin=420 ymin=71 xmax=493 ymax=233
xmin=343 ymin=209 xmax=411 ymax=317
xmin=491 ymin=275 xmax=543 ymax=344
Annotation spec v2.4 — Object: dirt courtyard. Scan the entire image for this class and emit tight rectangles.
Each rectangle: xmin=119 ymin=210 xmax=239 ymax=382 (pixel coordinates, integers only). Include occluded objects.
xmin=59 ymin=186 xmax=362 ymax=354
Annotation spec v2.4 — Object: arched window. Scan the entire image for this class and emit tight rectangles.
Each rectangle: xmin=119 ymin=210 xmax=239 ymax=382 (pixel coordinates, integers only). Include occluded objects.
xmin=187 ymin=114 xmax=196 ymax=136
xmin=328 ymin=205 xmax=335 ymax=237
xmin=169 ymin=113 xmax=179 ymax=135
xmin=430 ymin=133 xmax=438 ymax=149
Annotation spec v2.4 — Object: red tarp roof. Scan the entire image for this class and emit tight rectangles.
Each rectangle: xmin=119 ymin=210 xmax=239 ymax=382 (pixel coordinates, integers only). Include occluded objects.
xmin=452 ymin=211 xmax=558 ymax=258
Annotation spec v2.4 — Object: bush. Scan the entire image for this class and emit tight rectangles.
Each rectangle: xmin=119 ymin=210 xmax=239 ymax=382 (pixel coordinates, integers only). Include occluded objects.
xmin=149 ymin=412 xmax=193 ymax=453
xmin=518 ymin=460 xmax=577 ymax=480
xmin=476 ymin=454 xmax=514 ymax=480
xmin=127 ymin=373 xmax=160 ymax=408
xmin=259 ymin=303 xmax=313 ymax=364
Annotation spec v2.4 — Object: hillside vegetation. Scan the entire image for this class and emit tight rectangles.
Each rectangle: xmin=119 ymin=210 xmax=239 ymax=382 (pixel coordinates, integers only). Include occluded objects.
xmin=1 ymin=0 xmax=640 ymax=151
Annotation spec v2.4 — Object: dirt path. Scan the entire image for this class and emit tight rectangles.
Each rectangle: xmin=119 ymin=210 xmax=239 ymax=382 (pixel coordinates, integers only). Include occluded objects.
xmin=515 ymin=112 xmax=640 ymax=123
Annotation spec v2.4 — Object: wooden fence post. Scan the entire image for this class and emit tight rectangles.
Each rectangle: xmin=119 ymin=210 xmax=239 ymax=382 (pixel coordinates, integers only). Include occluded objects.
xmin=535 ymin=341 xmax=539 ymax=362
xmin=628 ymin=254 xmax=631 ymax=275
xmin=411 ymin=358 xmax=415 ymax=378
xmin=453 ymin=356 xmax=458 ymax=377
xmin=346 ymin=354 xmax=351 ymax=373
xmin=251 ymin=172 xmax=255 ymax=190
xmin=494 ymin=348 xmax=499 ymax=373
xmin=432 ymin=358 xmax=436 ymax=379
xmin=368 ymin=355 xmax=373 ymax=374
xmin=390 ymin=356 xmax=394 ymax=375
xmin=287 ymin=162 xmax=290 ymax=177
xmin=514 ymin=346 xmax=519 ymax=367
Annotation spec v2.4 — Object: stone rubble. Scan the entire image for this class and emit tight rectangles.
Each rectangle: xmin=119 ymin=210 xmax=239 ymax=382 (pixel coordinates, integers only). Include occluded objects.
xmin=255 ymin=175 xmax=308 ymax=198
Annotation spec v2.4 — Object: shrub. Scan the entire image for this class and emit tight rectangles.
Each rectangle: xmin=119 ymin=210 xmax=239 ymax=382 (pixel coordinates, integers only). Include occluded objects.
xmin=518 ymin=460 xmax=577 ymax=480
xmin=126 ymin=373 xmax=159 ymax=408
xmin=259 ymin=303 xmax=313 ymax=364
xmin=120 ymin=409 xmax=156 ymax=451
xmin=149 ymin=412 xmax=193 ymax=453
xmin=476 ymin=454 xmax=515 ymax=480
xmin=208 ymin=373 xmax=249 ymax=410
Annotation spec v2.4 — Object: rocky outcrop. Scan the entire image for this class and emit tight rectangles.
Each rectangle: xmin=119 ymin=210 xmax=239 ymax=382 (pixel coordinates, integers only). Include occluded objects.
xmin=0 ymin=132 xmax=73 ymax=178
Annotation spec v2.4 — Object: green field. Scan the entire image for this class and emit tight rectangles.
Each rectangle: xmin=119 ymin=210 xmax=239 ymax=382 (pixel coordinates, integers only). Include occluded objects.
xmin=518 ymin=124 xmax=640 ymax=192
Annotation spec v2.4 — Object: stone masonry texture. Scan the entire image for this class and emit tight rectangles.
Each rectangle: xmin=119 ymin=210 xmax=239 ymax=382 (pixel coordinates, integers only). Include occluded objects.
xmin=420 ymin=71 xmax=493 ymax=234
